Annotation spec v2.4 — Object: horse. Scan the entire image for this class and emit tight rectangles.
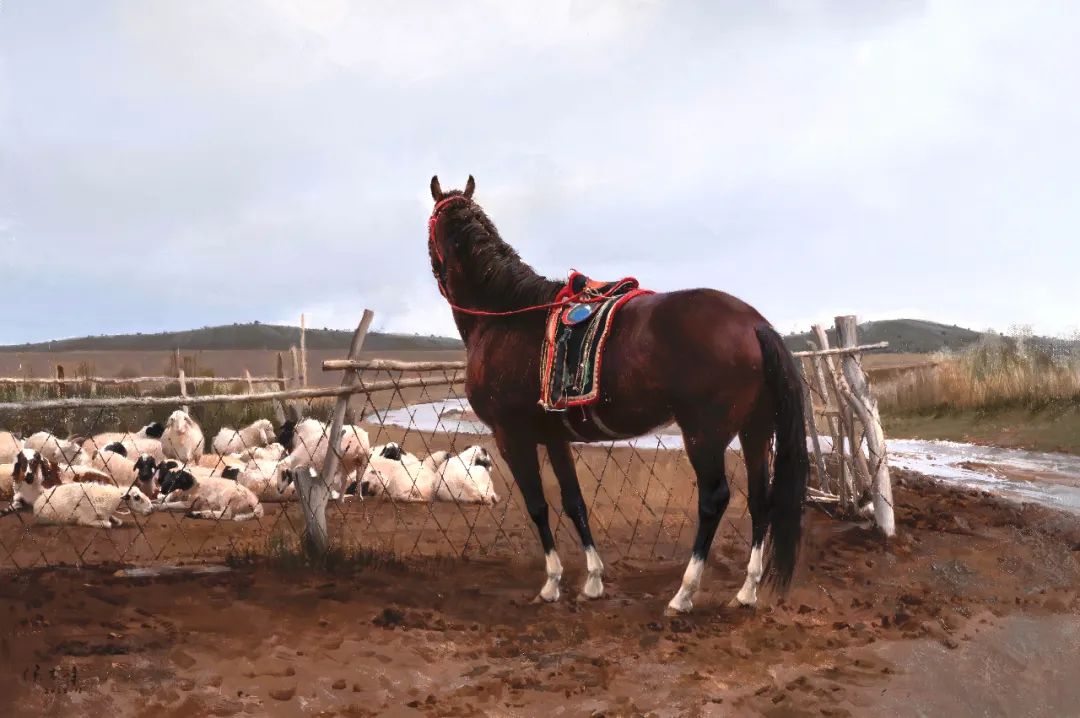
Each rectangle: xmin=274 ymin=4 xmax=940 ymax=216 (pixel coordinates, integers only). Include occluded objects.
xmin=426 ymin=175 xmax=809 ymax=614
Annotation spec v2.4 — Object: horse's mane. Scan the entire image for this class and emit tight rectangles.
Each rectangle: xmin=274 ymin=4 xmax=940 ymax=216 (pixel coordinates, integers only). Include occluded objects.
xmin=436 ymin=192 xmax=562 ymax=311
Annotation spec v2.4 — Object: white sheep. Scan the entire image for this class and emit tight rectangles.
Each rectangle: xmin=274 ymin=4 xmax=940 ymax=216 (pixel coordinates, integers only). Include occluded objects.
xmin=358 ymin=443 xmax=434 ymax=502
xmin=33 ymin=483 xmax=153 ymax=528
xmin=161 ymin=410 xmax=205 ymax=463
xmin=157 ymin=467 xmax=264 ymax=521
xmin=231 ymin=442 xmax=287 ymax=463
xmin=23 ymin=432 xmax=88 ymax=468
xmin=424 ymin=445 xmax=500 ymax=505
xmin=0 ymin=431 xmax=23 ymax=464
xmin=84 ymin=422 xmax=165 ymax=452
xmin=276 ymin=419 xmax=370 ymax=496
xmin=211 ymin=419 xmax=276 ymax=456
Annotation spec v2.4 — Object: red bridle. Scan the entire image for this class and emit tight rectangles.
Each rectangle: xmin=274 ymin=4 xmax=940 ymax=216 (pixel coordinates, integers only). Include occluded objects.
xmin=427 ymin=196 xmax=624 ymax=318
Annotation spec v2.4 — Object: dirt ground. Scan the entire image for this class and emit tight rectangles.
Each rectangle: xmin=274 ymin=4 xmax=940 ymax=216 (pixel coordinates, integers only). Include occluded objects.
xmin=1 ymin=472 xmax=1077 ymax=717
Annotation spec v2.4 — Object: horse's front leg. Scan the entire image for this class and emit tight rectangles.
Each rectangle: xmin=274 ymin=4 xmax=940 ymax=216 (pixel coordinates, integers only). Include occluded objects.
xmin=495 ymin=429 xmax=561 ymax=602
xmin=547 ymin=440 xmax=604 ymax=599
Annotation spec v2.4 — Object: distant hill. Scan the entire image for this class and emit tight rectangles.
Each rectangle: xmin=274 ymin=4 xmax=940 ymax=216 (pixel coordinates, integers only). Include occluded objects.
xmin=0 ymin=323 xmax=464 ymax=353
xmin=783 ymin=319 xmax=983 ymax=354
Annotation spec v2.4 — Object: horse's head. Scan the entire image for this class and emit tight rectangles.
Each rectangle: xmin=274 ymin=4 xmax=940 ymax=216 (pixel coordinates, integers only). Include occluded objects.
xmin=427 ymin=174 xmax=477 ymax=300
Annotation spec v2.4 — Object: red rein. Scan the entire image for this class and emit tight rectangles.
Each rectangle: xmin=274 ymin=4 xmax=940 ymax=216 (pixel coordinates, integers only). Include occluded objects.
xmin=428 ymin=196 xmax=615 ymax=318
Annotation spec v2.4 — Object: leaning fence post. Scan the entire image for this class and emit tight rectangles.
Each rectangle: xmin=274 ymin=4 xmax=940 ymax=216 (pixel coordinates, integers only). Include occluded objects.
xmin=299 ymin=313 xmax=308 ymax=388
xmin=797 ymin=358 xmax=830 ymax=493
xmin=835 ymin=316 xmax=895 ymax=537
xmin=272 ymin=354 xmax=287 ymax=425
xmin=177 ymin=367 xmax=190 ymax=414
xmin=295 ymin=309 xmax=374 ymax=556
xmin=811 ymin=326 xmax=855 ymax=511
xmin=56 ymin=365 xmax=66 ymax=399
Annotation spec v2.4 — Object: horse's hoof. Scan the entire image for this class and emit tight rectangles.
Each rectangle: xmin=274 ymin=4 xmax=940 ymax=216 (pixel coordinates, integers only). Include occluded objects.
xmin=580 ymin=575 xmax=604 ymax=600
xmin=664 ymin=603 xmax=691 ymax=617
xmin=532 ymin=592 xmax=559 ymax=604
xmin=727 ymin=596 xmax=756 ymax=610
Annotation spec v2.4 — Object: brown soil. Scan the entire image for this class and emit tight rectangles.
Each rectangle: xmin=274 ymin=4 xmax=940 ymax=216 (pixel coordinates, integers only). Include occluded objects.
xmin=1 ymin=473 xmax=1077 ymax=717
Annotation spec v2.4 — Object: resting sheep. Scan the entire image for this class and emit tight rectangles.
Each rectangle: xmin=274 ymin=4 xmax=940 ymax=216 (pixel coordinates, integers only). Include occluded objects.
xmin=0 ymin=432 xmax=22 ymax=464
xmin=161 ymin=410 xmax=205 ymax=463
xmin=85 ymin=422 xmax=165 ymax=452
xmin=158 ymin=467 xmax=264 ymax=521
xmin=358 ymin=443 xmax=433 ymax=502
xmin=222 ymin=460 xmax=296 ymax=503
xmin=89 ymin=446 xmax=160 ymax=497
xmin=276 ymin=419 xmax=370 ymax=496
xmin=231 ymin=442 xmax=287 ymax=463
xmin=7 ymin=449 xmax=59 ymax=512
xmin=424 ymin=445 xmax=500 ymax=505
xmin=23 ymin=432 xmax=88 ymax=468
xmin=33 ymin=483 xmax=153 ymax=528
xmin=211 ymin=419 xmax=275 ymax=456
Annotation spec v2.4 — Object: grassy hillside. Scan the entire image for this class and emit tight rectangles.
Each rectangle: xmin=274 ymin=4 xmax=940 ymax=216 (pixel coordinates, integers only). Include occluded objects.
xmin=0 ymin=323 xmax=464 ymax=353
xmin=784 ymin=319 xmax=982 ymax=353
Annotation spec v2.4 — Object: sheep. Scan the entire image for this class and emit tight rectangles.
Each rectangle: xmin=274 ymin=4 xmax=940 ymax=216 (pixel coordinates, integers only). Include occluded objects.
xmin=157 ymin=466 xmax=264 ymax=521
xmin=33 ymin=483 xmax=153 ymax=528
xmin=23 ymin=431 xmax=89 ymax=468
xmin=424 ymin=445 xmax=500 ymax=505
xmin=276 ymin=419 xmax=370 ymax=496
xmin=84 ymin=422 xmax=165 ymax=452
xmin=196 ymin=452 xmax=248 ymax=471
xmin=88 ymin=446 xmax=161 ymax=497
xmin=357 ymin=443 xmax=434 ymax=502
xmin=222 ymin=460 xmax=296 ymax=503
xmin=211 ymin=419 xmax=275 ymax=456
xmin=230 ymin=442 xmax=287 ymax=463
xmin=105 ymin=437 xmax=166 ymax=463
xmin=0 ymin=431 xmax=22 ymax=464
xmin=161 ymin=410 xmax=205 ymax=463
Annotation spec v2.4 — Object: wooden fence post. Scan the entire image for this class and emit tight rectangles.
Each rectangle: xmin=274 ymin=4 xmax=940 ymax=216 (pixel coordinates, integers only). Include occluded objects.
xmin=835 ymin=316 xmax=896 ymax=537
xmin=798 ymin=358 xmax=831 ymax=493
xmin=295 ymin=309 xmax=374 ymax=556
xmin=299 ymin=313 xmax=308 ymax=388
xmin=290 ymin=346 xmax=300 ymax=389
xmin=177 ymin=354 xmax=190 ymax=414
xmin=810 ymin=326 xmax=855 ymax=511
xmin=272 ymin=354 xmax=287 ymax=425
xmin=55 ymin=365 xmax=66 ymax=399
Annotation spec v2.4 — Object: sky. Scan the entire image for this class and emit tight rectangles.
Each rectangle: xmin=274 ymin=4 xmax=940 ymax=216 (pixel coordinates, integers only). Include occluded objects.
xmin=1 ymin=1 xmax=1077 ymax=344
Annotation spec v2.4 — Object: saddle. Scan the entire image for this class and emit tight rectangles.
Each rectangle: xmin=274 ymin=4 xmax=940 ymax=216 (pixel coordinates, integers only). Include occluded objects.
xmin=539 ymin=271 xmax=653 ymax=411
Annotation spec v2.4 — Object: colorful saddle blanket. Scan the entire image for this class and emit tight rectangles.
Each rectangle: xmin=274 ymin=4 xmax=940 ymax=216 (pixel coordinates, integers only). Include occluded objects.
xmin=539 ymin=271 xmax=653 ymax=410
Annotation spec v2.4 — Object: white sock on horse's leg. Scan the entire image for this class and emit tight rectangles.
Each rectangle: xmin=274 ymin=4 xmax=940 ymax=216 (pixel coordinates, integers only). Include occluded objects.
xmin=666 ymin=555 xmax=704 ymax=614
xmin=733 ymin=543 xmax=764 ymax=607
xmin=537 ymin=550 xmax=563 ymax=602
xmin=581 ymin=545 xmax=604 ymax=599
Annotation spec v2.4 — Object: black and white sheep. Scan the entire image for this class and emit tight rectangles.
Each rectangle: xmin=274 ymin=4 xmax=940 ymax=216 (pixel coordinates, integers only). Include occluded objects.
xmin=157 ymin=466 xmax=264 ymax=521
xmin=423 ymin=445 xmax=500 ymax=505
xmin=357 ymin=443 xmax=434 ymax=502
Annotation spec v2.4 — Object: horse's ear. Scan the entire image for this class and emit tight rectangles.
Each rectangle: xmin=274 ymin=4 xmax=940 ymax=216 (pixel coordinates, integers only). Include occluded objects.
xmin=464 ymin=175 xmax=475 ymax=199
xmin=430 ymin=175 xmax=443 ymax=201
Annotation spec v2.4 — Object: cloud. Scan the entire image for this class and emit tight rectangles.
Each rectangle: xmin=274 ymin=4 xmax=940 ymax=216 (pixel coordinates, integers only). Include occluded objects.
xmin=2 ymin=1 xmax=1078 ymax=344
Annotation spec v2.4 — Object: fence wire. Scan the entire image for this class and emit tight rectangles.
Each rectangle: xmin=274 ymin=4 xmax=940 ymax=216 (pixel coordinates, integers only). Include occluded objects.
xmin=0 ymin=369 xmax=767 ymax=572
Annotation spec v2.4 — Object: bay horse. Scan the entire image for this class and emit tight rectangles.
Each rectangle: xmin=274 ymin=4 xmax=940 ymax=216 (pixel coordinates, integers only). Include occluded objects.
xmin=427 ymin=176 xmax=809 ymax=613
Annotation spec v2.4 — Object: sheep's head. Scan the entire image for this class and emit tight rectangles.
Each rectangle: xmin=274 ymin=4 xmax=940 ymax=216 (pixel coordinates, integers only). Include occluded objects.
xmin=133 ymin=455 xmax=158 ymax=496
xmin=122 ymin=486 xmax=155 ymax=516
xmin=275 ymin=420 xmax=296 ymax=451
xmin=143 ymin=421 xmax=166 ymax=439
xmin=427 ymin=450 xmax=451 ymax=469
xmin=378 ymin=443 xmax=403 ymax=461
xmin=252 ymin=419 xmax=275 ymax=445
xmin=158 ymin=467 xmax=195 ymax=496
xmin=461 ymin=446 xmax=494 ymax=469
xmin=167 ymin=410 xmax=194 ymax=434
xmin=103 ymin=441 xmax=128 ymax=457
xmin=276 ymin=465 xmax=316 ymax=494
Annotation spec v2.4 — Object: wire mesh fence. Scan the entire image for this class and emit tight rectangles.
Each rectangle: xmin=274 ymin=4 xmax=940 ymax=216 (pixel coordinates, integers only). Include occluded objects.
xmin=0 ymin=315 xmax=893 ymax=573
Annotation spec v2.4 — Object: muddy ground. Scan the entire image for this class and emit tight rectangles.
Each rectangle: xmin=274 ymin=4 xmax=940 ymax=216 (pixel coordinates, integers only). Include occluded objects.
xmin=1 ymin=472 xmax=1077 ymax=717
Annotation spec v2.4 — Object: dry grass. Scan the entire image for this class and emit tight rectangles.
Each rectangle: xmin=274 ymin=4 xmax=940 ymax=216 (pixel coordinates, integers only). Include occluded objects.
xmin=875 ymin=334 xmax=1080 ymax=414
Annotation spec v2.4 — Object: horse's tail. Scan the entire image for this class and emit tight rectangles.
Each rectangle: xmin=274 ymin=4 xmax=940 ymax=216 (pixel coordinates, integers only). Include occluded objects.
xmin=754 ymin=324 xmax=809 ymax=591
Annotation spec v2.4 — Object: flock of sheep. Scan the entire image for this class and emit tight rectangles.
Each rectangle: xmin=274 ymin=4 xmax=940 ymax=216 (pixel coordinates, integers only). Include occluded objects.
xmin=0 ymin=409 xmax=500 ymax=529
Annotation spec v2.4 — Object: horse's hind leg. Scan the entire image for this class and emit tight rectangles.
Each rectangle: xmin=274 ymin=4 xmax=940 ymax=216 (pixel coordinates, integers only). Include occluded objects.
xmin=496 ymin=431 xmax=561 ymax=602
xmin=732 ymin=419 xmax=771 ymax=608
xmin=666 ymin=424 xmax=732 ymax=615
xmin=547 ymin=441 xmax=604 ymax=599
